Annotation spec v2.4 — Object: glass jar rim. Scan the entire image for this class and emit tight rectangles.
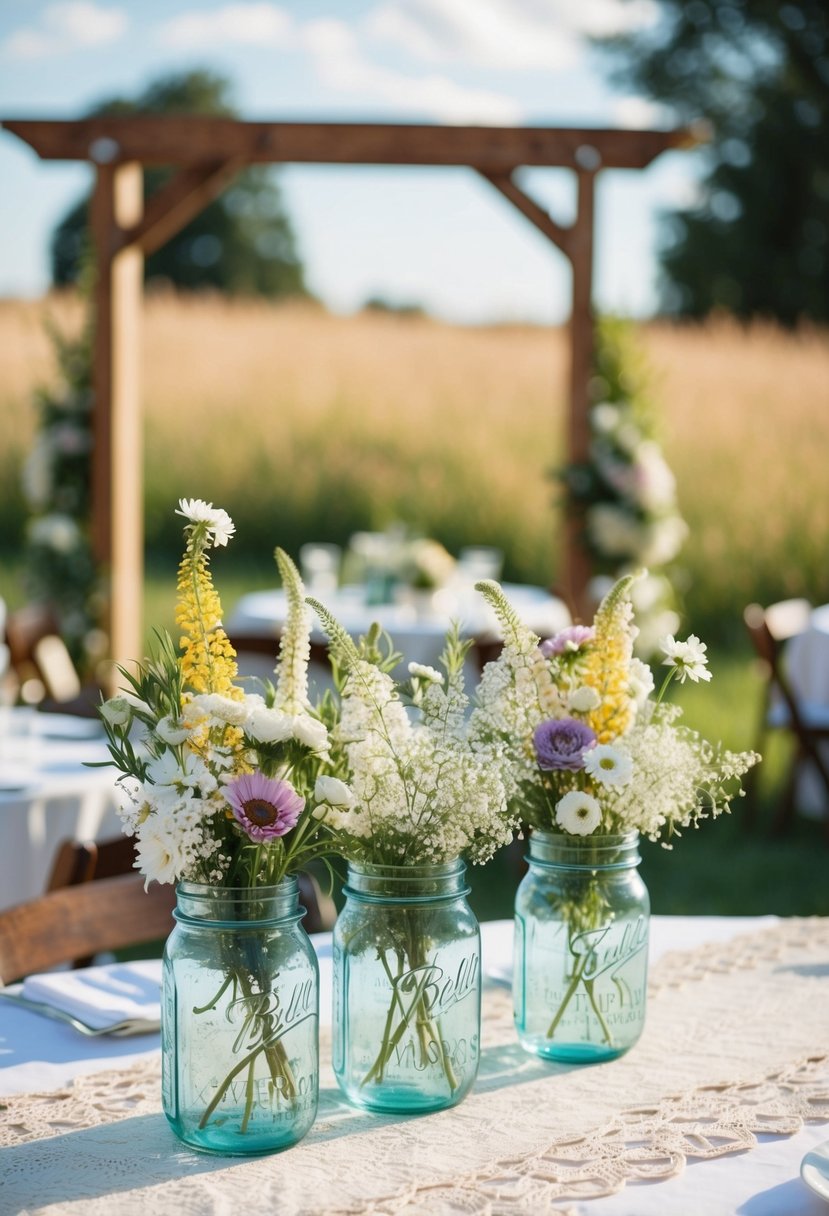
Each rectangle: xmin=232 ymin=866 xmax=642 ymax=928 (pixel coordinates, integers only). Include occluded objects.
xmin=527 ymin=829 xmax=641 ymax=870
xmin=174 ymin=876 xmax=303 ymax=926
xmin=343 ymin=857 xmax=469 ymax=903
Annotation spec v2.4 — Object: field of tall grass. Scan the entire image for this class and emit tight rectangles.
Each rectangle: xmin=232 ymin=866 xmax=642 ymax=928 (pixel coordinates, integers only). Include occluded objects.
xmin=2 ymin=293 xmax=828 ymax=645
xmin=1 ymin=292 xmax=827 ymax=914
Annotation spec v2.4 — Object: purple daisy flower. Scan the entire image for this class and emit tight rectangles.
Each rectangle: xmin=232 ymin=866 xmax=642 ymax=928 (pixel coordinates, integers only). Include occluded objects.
xmin=533 ymin=718 xmax=597 ymax=771
xmin=224 ymin=772 xmax=304 ymax=842
xmin=540 ymin=625 xmax=596 ymax=659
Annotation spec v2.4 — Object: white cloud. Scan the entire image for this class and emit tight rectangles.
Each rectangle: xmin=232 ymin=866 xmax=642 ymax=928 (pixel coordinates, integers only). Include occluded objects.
xmin=303 ymin=19 xmax=524 ymax=124
xmin=612 ymin=95 xmax=671 ymax=129
xmin=2 ymin=2 xmax=127 ymax=58
xmin=158 ymin=3 xmax=294 ymax=49
xmin=367 ymin=0 xmax=659 ymax=70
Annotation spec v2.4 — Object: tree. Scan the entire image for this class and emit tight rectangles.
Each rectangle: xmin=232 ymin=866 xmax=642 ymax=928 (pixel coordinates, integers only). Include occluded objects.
xmin=51 ymin=70 xmax=309 ymax=299
xmin=596 ymin=2 xmax=829 ymax=324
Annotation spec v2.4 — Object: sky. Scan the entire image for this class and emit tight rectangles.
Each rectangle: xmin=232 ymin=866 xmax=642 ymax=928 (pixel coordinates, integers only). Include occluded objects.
xmin=0 ymin=0 xmax=703 ymax=324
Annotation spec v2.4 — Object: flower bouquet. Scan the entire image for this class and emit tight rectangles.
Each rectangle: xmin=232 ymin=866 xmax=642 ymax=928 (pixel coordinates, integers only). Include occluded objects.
xmin=309 ymin=599 xmax=515 ymax=1111
xmin=98 ymin=500 xmax=333 ymax=1153
xmin=470 ymin=572 xmax=760 ymax=1061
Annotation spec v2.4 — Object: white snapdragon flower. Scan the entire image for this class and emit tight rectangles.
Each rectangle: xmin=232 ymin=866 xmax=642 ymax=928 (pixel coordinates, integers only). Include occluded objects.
xmin=660 ymin=634 xmax=712 ymax=684
xmin=584 ymin=744 xmax=633 ymax=787
xmin=245 ymin=705 xmax=294 ymax=743
xmin=175 ymin=498 xmax=236 ymax=547
xmin=408 ymin=662 xmax=444 ymax=684
xmin=555 ymin=790 xmax=602 ymax=835
xmin=155 ymin=715 xmax=190 ymax=746
xmin=315 ymin=775 xmax=357 ymax=808
xmin=566 ymin=685 xmax=601 ymax=713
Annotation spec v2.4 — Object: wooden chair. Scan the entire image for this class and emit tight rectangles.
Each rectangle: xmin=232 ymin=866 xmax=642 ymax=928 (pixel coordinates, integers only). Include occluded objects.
xmin=46 ymin=835 xmax=336 ymax=943
xmin=0 ymin=874 xmax=176 ymax=985
xmin=743 ymin=600 xmax=829 ymax=838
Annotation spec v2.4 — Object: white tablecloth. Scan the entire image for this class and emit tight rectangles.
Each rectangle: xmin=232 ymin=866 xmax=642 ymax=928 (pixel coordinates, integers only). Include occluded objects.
xmin=2 ymin=916 xmax=827 ymax=1215
xmin=783 ymin=604 xmax=829 ymax=816
xmin=228 ymin=581 xmax=571 ymax=689
xmin=0 ymin=711 xmax=122 ymax=911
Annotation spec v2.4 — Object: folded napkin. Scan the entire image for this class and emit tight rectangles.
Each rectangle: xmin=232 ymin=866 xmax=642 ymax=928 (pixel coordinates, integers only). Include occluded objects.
xmin=22 ymin=960 xmax=162 ymax=1031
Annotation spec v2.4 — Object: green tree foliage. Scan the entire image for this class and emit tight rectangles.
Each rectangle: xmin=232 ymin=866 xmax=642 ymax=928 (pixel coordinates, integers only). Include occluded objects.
xmin=596 ymin=2 xmax=829 ymax=324
xmin=51 ymin=70 xmax=309 ymax=299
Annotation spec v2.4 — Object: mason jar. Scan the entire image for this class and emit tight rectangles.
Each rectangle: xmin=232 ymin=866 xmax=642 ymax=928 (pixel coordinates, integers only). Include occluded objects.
xmin=514 ymin=831 xmax=649 ymax=1062
xmin=333 ymin=859 xmax=481 ymax=1113
xmin=162 ymin=879 xmax=319 ymax=1154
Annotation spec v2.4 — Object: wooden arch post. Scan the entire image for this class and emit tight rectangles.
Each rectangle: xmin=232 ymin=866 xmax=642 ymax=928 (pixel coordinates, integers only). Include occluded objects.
xmin=1 ymin=118 xmax=699 ymax=666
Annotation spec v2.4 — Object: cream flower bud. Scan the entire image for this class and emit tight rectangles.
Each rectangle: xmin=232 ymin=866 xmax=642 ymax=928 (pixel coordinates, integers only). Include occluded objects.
xmin=315 ymin=775 xmax=357 ymax=808
xmin=245 ymin=705 xmax=294 ymax=744
xmin=566 ymin=685 xmax=601 ymax=713
xmin=100 ymin=696 xmax=132 ymax=727
xmin=292 ymin=715 xmax=329 ymax=752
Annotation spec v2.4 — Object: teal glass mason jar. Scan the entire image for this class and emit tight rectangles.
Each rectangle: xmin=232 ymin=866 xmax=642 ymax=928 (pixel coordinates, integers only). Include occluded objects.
xmin=333 ymin=860 xmax=481 ymax=1113
xmin=162 ymin=879 xmax=319 ymax=1154
xmin=514 ymin=831 xmax=649 ymax=1063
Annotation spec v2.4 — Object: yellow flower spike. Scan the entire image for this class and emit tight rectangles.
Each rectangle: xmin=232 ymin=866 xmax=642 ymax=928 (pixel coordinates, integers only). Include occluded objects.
xmin=175 ymin=538 xmax=243 ymax=698
xmin=582 ymin=572 xmax=642 ymax=743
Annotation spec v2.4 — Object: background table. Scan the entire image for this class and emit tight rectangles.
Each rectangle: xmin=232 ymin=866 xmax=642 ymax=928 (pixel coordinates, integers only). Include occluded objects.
xmin=2 ymin=916 xmax=827 ymax=1215
xmin=0 ymin=711 xmax=121 ymax=911
xmin=228 ymin=581 xmax=571 ymax=689
xmin=784 ymin=603 xmax=829 ymax=816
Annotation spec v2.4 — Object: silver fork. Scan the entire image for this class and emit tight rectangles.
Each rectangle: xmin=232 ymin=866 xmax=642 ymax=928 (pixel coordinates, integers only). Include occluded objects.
xmin=0 ymin=989 xmax=160 ymax=1036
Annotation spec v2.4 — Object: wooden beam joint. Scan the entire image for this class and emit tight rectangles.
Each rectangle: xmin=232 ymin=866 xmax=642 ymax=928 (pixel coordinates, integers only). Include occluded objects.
xmin=478 ymin=169 xmax=575 ymax=261
xmin=118 ymin=157 xmax=243 ymax=256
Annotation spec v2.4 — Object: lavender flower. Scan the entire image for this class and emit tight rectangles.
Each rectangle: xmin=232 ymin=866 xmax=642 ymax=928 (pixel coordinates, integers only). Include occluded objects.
xmin=533 ymin=718 xmax=596 ymax=771
xmin=224 ymin=772 xmax=304 ymax=842
xmin=540 ymin=625 xmax=596 ymax=658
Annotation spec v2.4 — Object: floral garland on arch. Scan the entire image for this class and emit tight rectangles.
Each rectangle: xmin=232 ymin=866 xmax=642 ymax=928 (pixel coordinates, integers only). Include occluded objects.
xmin=559 ymin=317 xmax=688 ymax=658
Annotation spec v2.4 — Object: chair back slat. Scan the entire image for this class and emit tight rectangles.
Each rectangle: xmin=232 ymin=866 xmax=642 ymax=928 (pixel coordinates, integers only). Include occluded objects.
xmin=0 ymin=875 xmax=176 ymax=984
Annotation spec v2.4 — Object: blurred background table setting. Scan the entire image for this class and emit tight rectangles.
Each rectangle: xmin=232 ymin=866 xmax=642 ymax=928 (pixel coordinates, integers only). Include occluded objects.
xmin=228 ymin=528 xmax=572 ymax=690
xmin=0 ymin=707 xmax=119 ymax=912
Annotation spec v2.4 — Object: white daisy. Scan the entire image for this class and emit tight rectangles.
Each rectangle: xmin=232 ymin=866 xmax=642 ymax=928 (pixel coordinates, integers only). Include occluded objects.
xmin=555 ymin=790 xmax=602 ymax=836
xmin=584 ymin=744 xmax=634 ymax=787
xmin=660 ymin=634 xmax=712 ymax=684
xmin=175 ymin=498 xmax=236 ymax=547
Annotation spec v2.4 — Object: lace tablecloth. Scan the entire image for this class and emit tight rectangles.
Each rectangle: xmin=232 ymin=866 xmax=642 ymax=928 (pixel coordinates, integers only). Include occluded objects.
xmin=3 ymin=918 xmax=829 ymax=1216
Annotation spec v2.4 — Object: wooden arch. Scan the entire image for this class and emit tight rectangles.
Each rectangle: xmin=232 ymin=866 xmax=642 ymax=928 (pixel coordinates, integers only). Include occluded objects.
xmin=1 ymin=117 xmax=698 ymax=667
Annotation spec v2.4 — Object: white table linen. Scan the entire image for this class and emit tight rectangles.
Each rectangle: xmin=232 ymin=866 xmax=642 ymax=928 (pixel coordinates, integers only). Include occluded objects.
xmin=2 ymin=916 xmax=826 ymax=1215
xmin=228 ymin=581 xmax=571 ymax=688
xmin=783 ymin=604 xmax=829 ymax=816
xmin=0 ymin=711 xmax=121 ymax=911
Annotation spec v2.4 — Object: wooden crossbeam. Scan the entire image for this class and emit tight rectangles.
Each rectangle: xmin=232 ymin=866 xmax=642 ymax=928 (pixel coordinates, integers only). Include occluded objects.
xmin=123 ymin=158 xmax=243 ymax=256
xmin=1 ymin=118 xmax=701 ymax=171
xmin=479 ymin=171 xmax=573 ymax=259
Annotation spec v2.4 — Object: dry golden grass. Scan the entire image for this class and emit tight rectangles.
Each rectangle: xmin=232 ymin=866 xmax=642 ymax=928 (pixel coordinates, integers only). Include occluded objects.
xmin=2 ymin=293 xmax=828 ymax=634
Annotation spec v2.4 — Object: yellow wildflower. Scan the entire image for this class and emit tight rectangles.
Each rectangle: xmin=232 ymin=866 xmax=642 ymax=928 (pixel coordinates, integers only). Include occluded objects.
xmin=582 ymin=573 xmax=640 ymax=743
xmin=175 ymin=540 xmax=242 ymax=698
